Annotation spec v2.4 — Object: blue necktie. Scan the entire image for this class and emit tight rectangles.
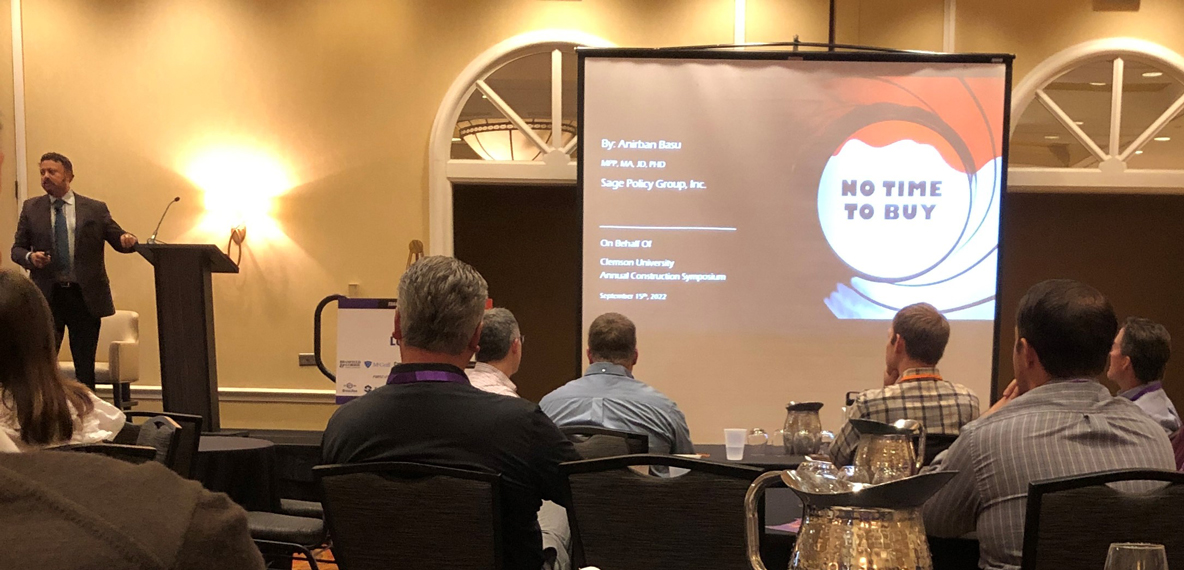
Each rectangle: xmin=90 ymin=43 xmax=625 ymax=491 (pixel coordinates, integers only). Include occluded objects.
xmin=53 ymin=199 xmax=71 ymax=275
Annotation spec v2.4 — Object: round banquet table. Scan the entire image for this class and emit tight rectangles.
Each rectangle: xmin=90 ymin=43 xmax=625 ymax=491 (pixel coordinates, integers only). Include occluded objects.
xmin=194 ymin=436 xmax=281 ymax=513
xmin=692 ymin=444 xmax=805 ymax=471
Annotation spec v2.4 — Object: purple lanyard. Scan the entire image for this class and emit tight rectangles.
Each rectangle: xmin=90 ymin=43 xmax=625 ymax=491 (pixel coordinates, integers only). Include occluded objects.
xmin=386 ymin=368 xmax=470 ymax=386
xmin=1127 ymin=382 xmax=1162 ymax=401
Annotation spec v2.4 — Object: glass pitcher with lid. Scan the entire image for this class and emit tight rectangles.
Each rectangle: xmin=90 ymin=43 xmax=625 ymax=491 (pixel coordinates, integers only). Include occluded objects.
xmin=782 ymin=401 xmax=824 ymax=455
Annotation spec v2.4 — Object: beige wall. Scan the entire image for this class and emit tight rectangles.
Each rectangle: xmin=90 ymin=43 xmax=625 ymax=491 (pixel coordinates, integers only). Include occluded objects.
xmin=10 ymin=0 xmax=735 ymax=430
xmin=0 ymin=0 xmax=15 ymax=246
xmin=5 ymin=0 xmax=1184 ymax=433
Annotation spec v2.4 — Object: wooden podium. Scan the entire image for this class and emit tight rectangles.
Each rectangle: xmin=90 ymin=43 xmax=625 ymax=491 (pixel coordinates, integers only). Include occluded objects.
xmin=137 ymin=244 xmax=238 ymax=431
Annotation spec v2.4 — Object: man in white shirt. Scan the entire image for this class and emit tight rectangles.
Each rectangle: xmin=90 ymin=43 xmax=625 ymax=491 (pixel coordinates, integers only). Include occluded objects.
xmin=466 ymin=308 xmax=522 ymax=398
xmin=1108 ymin=316 xmax=1181 ymax=433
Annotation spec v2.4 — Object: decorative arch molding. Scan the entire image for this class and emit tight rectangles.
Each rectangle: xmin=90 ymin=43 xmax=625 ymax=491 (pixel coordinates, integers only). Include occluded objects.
xmin=1009 ymin=38 xmax=1184 ymax=192
xmin=427 ymin=29 xmax=615 ymax=255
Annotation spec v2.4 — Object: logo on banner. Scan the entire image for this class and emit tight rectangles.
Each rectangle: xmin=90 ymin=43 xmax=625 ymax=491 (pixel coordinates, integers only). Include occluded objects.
xmin=364 ymin=361 xmax=372 ymax=368
xmin=816 ymin=122 xmax=1000 ymax=320
xmin=339 ymin=360 xmax=361 ymax=369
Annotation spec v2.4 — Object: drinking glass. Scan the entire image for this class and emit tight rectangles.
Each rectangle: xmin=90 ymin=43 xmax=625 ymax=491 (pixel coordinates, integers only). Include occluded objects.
xmin=724 ymin=428 xmax=747 ymax=460
xmin=1104 ymin=542 xmax=1169 ymax=570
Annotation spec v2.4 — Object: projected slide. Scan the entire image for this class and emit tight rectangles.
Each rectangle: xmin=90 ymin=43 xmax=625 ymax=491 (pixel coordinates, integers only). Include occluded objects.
xmin=581 ymin=55 xmax=1009 ymax=436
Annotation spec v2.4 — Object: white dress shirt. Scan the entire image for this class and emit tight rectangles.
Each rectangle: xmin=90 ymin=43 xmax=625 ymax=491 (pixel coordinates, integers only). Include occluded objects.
xmin=1120 ymin=381 xmax=1182 ymax=434
xmin=465 ymin=362 xmax=520 ymax=398
xmin=26 ymin=190 xmax=77 ymax=272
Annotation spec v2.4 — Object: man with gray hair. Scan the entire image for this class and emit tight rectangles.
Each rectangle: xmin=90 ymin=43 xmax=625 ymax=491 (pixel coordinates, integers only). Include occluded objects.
xmin=322 ymin=256 xmax=580 ymax=570
xmin=467 ymin=308 xmax=523 ymax=398
xmin=540 ymin=312 xmax=693 ymax=474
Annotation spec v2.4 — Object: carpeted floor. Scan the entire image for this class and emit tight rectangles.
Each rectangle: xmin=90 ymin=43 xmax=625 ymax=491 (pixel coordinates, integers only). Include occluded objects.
xmin=290 ymin=548 xmax=336 ymax=569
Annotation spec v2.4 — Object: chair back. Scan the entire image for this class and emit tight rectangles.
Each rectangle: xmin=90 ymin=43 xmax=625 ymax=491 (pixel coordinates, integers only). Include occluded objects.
xmin=923 ymin=433 xmax=959 ymax=466
xmin=1022 ymin=469 xmax=1184 ymax=570
xmin=562 ymin=454 xmax=764 ymax=570
xmin=561 ymin=426 xmax=648 ymax=459
xmin=126 ymin=411 xmax=203 ymax=478
xmin=133 ymin=415 xmax=181 ymax=468
xmin=1171 ymin=429 xmax=1184 ymax=471
xmin=60 ymin=310 xmax=138 ymax=363
xmin=54 ymin=442 xmax=157 ymax=464
xmin=315 ymin=462 xmax=502 ymax=570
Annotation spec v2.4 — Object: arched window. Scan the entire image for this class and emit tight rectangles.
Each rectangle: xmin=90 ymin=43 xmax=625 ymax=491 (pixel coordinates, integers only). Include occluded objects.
xmin=1010 ymin=38 xmax=1184 ymax=192
xmin=428 ymin=30 xmax=614 ymax=255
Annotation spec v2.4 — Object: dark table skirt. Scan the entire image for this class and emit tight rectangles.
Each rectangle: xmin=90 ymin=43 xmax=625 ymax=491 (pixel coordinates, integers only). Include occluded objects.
xmin=194 ymin=436 xmax=281 ymax=512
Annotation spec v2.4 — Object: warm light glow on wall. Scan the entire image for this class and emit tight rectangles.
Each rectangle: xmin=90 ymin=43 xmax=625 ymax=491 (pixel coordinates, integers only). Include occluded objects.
xmin=182 ymin=144 xmax=295 ymax=244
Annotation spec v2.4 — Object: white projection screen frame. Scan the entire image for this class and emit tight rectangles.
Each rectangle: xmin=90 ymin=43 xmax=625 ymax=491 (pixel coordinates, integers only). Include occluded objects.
xmin=578 ymin=49 xmax=1014 ymax=442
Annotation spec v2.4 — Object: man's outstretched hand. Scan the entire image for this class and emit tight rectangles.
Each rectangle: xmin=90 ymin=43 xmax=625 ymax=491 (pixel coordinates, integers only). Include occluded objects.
xmin=29 ymin=251 xmax=51 ymax=268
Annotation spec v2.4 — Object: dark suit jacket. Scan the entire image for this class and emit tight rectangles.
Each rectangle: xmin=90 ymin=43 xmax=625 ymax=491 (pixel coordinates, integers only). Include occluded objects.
xmin=10 ymin=192 xmax=135 ymax=318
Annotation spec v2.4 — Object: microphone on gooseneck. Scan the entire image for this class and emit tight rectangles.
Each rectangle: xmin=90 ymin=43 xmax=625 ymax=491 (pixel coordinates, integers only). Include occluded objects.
xmin=148 ymin=196 xmax=181 ymax=245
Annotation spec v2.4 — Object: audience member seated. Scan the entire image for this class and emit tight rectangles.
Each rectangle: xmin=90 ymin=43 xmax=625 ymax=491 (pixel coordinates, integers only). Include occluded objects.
xmin=0 ymin=269 xmax=124 ymax=451
xmin=466 ymin=307 xmax=523 ymax=398
xmin=0 ymin=448 xmax=264 ymax=569
xmin=923 ymin=279 xmax=1176 ymax=570
xmin=1108 ymin=316 xmax=1181 ymax=433
xmin=540 ymin=312 xmax=693 ymax=475
xmin=829 ymin=303 xmax=980 ymax=466
xmin=322 ymin=256 xmax=580 ymax=570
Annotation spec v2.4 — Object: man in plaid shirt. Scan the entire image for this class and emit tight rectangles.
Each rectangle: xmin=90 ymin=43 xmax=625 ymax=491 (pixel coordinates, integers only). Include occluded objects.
xmin=828 ymin=303 xmax=981 ymax=466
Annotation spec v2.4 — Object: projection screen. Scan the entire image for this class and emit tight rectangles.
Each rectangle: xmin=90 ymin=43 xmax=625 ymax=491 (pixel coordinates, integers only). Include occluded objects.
xmin=579 ymin=50 xmax=1013 ymax=440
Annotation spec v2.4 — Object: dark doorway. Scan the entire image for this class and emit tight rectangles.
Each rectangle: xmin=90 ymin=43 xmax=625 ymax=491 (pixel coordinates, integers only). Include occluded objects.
xmin=997 ymin=191 xmax=1184 ymax=411
xmin=453 ymin=183 xmax=582 ymax=402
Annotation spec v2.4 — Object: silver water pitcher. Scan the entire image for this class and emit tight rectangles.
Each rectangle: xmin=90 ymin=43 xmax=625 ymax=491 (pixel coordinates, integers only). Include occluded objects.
xmin=782 ymin=401 xmax=824 ymax=455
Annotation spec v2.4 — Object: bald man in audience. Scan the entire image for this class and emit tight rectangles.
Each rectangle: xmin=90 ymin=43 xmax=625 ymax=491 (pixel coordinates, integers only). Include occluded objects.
xmin=540 ymin=312 xmax=693 ymax=475
xmin=322 ymin=256 xmax=580 ymax=570
xmin=466 ymin=308 xmax=523 ymax=398
xmin=829 ymin=302 xmax=980 ymax=466
xmin=923 ymin=279 xmax=1175 ymax=570
xmin=1108 ymin=316 xmax=1181 ymax=433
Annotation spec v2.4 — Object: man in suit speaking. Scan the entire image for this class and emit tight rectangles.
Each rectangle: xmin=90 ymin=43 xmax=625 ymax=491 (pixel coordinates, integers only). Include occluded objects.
xmin=11 ymin=152 xmax=138 ymax=390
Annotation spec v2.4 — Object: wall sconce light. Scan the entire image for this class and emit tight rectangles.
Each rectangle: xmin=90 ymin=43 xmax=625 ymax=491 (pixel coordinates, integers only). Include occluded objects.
xmin=227 ymin=223 xmax=247 ymax=266
xmin=407 ymin=239 xmax=424 ymax=269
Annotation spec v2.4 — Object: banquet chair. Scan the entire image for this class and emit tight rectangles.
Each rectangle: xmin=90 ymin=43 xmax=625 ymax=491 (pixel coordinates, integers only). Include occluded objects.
xmin=315 ymin=461 xmax=502 ymax=570
xmin=562 ymin=454 xmax=765 ymax=570
xmin=59 ymin=309 xmax=139 ymax=410
xmin=1021 ymin=468 xmax=1184 ymax=570
xmin=131 ymin=415 xmax=181 ymax=467
xmin=923 ymin=433 xmax=959 ymax=466
xmin=561 ymin=425 xmax=648 ymax=459
xmin=121 ymin=411 xmax=202 ymax=478
xmin=1171 ymin=428 xmax=1184 ymax=471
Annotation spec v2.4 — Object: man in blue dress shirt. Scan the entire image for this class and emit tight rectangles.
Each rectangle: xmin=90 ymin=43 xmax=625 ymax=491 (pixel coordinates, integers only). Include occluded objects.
xmin=1108 ymin=316 xmax=1181 ymax=433
xmin=540 ymin=312 xmax=693 ymax=474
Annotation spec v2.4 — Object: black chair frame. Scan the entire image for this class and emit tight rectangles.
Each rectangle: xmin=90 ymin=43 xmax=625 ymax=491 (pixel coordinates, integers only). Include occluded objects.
xmin=125 ymin=411 xmax=203 ymax=478
xmin=561 ymin=453 xmax=765 ymax=570
xmin=54 ymin=442 xmax=158 ymax=464
xmin=253 ymin=538 xmax=322 ymax=570
xmin=314 ymin=461 xmax=504 ymax=570
xmin=561 ymin=425 xmax=649 ymax=450
xmin=1021 ymin=468 xmax=1184 ymax=570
